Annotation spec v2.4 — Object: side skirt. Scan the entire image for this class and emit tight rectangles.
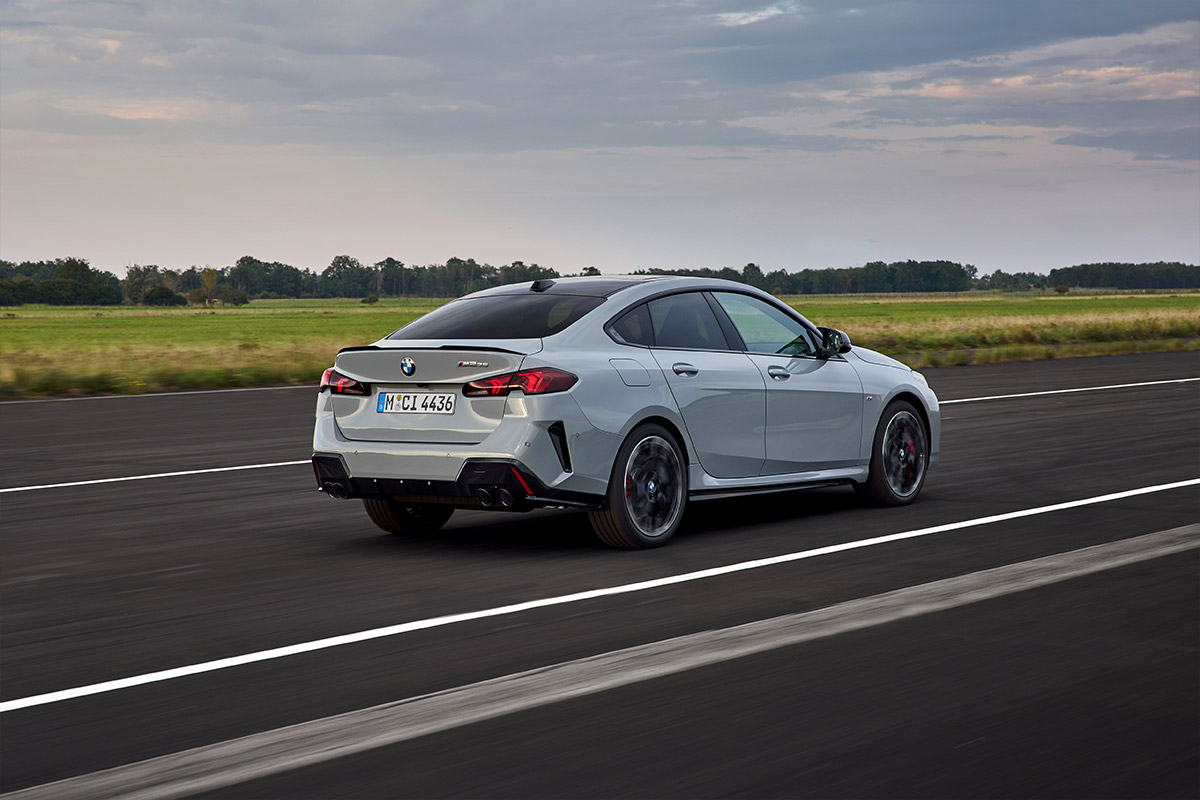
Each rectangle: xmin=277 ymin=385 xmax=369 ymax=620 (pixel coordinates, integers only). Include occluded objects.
xmin=689 ymin=479 xmax=854 ymax=503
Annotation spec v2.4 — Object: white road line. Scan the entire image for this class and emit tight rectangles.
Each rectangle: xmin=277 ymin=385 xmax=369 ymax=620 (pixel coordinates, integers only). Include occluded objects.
xmin=4 ymin=377 xmax=1195 ymax=494
xmin=0 ymin=385 xmax=312 ymax=405
xmin=2 ymin=374 xmax=1193 ymax=407
xmin=940 ymin=377 xmax=1199 ymax=404
xmin=2 ymin=478 xmax=1196 ymax=714
xmin=0 ymin=462 xmax=311 ymax=494
xmin=5 ymin=525 xmax=1196 ymax=800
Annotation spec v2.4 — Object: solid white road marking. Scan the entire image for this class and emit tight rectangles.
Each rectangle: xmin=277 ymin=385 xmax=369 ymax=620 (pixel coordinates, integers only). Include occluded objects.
xmin=0 ymin=462 xmax=311 ymax=494
xmin=5 ymin=525 xmax=1196 ymax=800
xmin=940 ymin=377 xmax=1199 ymax=404
xmin=2 ymin=376 xmax=1193 ymax=407
xmin=2 ymin=478 xmax=1196 ymax=714
xmin=3 ymin=377 xmax=1195 ymax=494
xmin=0 ymin=385 xmax=312 ymax=405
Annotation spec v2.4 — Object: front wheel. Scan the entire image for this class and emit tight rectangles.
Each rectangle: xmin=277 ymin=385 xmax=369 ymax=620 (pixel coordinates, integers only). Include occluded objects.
xmin=588 ymin=423 xmax=687 ymax=549
xmin=858 ymin=400 xmax=929 ymax=506
xmin=362 ymin=499 xmax=454 ymax=535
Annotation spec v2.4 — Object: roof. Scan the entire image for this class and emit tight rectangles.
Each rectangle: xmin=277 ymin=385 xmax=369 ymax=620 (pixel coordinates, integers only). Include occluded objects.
xmin=470 ymin=274 xmax=667 ymax=299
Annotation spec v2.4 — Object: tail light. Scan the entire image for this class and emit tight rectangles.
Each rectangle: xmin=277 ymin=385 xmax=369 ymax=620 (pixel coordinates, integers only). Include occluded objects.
xmin=463 ymin=368 xmax=577 ymax=397
xmin=319 ymin=368 xmax=371 ymax=396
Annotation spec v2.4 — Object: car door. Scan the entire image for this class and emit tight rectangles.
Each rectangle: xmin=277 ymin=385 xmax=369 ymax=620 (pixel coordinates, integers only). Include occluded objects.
xmin=644 ymin=292 xmax=766 ymax=479
xmin=709 ymin=291 xmax=864 ymax=475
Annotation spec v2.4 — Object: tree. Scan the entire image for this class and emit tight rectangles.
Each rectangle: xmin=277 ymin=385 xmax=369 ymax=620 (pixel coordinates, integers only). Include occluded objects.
xmin=38 ymin=258 xmax=123 ymax=305
xmin=200 ymin=268 xmax=220 ymax=305
xmin=320 ymin=255 xmax=376 ymax=297
xmin=123 ymin=264 xmax=162 ymax=304
xmin=741 ymin=263 xmax=766 ymax=290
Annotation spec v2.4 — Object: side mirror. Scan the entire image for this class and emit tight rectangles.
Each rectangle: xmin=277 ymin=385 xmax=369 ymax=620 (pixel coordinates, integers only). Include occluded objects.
xmin=818 ymin=327 xmax=852 ymax=358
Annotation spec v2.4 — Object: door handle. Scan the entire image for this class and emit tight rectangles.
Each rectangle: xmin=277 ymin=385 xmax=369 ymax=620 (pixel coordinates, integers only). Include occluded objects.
xmin=672 ymin=363 xmax=699 ymax=377
xmin=767 ymin=365 xmax=790 ymax=380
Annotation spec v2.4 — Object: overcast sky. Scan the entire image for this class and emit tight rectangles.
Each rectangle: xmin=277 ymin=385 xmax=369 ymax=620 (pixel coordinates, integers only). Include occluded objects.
xmin=2 ymin=1 xmax=1198 ymax=277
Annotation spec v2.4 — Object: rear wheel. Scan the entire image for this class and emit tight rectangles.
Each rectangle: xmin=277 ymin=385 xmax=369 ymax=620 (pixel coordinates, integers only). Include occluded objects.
xmin=588 ymin=423 xmax=687 ymax=549
xmin=362 ymin=499 xmax=454 ymax=535
xmin=858 ymin=400 xmax=928 ymax=506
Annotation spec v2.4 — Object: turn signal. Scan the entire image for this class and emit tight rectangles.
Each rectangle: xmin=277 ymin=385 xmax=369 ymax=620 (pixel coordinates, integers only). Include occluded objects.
xmin=319 ymin=368 xmax=371 ymax=396
xmin=463 ymin=368 xmax=577 ymax=397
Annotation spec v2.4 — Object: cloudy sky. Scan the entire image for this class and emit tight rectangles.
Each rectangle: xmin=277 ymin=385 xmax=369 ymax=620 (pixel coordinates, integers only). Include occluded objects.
xmin=2 ymin=1 xmax=1198 ymax=277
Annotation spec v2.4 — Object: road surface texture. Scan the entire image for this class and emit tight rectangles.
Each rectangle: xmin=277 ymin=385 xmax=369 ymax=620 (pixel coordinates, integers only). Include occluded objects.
xmin=1 ymin=351 xmax=1197 ymax=798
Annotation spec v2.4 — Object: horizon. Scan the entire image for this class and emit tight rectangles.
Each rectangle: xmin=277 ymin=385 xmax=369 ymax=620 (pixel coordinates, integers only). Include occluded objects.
xmin=7 ymin=253 xmax=1197 ymax=283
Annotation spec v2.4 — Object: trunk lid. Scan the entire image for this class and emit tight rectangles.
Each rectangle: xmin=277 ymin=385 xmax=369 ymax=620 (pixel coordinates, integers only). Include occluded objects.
xmin=331 ymin=339 xmax=540 ymax=444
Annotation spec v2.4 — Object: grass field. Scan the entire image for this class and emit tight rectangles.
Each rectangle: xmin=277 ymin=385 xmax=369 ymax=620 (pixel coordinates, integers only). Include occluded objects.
xmin=2 ymin=292 xmax=1197 ymax=397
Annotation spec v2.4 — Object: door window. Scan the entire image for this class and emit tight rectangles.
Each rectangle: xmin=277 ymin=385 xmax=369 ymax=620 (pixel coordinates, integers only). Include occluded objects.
xmin=647 ymin=293 xmax=730 ymax=350
xmin=711 ymin=292 xmax=815 ymax=356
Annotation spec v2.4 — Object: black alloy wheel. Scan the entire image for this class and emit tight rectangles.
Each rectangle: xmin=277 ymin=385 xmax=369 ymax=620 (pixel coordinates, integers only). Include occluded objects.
xmin=589 ymin=423 xmax=687 ymax=549
xmin=859 ymin=400 xmax=929 ymax=506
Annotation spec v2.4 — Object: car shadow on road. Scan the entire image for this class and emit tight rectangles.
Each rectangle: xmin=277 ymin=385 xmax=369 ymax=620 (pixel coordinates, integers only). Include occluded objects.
xmin=345 ymin=487 xmax=865 ymax=557
xmin=680 ymin=487 xmax=863 ymax=538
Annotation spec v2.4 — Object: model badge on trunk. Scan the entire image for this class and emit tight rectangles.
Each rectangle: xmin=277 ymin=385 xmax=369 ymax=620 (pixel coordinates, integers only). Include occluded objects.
xmin=457 ymin=360 xmax=489 ymax=368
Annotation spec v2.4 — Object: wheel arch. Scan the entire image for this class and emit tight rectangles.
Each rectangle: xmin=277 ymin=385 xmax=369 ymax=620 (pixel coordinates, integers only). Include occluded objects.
xmin=885 ymin=390 xmax=932 ymax=440
xmin=629 ymin=414 xmax=690 ymax=469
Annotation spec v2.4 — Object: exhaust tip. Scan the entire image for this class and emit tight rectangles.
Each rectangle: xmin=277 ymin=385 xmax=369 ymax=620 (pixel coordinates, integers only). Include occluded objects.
xmin=497 ymin=488 xmax=514 ymax=507
xmin=476 ymin=488 xmax=493 ymax=507
xmin=322 ymin=481 xmax=349 ymax=500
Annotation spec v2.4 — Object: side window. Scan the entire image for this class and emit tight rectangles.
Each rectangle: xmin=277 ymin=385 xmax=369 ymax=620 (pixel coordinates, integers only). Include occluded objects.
xmin=647 ymin=292 xmax=730 ymax=350
xmin=610 ymin=304 xmax=654 ymax=346
xmin=711 ymin=292 xmax=814 ymax=356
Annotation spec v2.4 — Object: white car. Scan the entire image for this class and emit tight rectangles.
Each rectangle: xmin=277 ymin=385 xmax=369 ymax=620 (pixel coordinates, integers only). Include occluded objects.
xmin=313 ymin=276 xmax=939 ymax=548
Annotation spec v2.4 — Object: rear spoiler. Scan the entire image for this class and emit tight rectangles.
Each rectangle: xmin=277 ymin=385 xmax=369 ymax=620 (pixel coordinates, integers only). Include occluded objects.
xmin=335 ymin=343 xmax=533 ymax=356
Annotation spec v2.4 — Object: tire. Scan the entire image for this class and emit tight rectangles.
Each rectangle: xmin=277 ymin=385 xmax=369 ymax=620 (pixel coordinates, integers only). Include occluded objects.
xmin=588 ymin=423 xmax=687 ymax=549
xmin=362 ymin=499 xmax=454 ymax=535
xmin=858 ymin=400 xmax=929 ymax=506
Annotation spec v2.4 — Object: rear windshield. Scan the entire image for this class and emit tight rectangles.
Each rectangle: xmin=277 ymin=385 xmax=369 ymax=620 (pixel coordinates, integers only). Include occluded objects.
xmin=389 ymin=294 xmax=605 ymax=340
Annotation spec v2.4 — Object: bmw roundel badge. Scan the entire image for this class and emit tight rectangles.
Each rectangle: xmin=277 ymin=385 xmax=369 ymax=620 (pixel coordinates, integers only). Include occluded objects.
xmin=401 ymin=358 xmax=416 ymax=377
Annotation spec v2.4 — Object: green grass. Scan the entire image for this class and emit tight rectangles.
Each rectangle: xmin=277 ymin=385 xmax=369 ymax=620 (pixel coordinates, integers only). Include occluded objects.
xmin=1 ymin=292 xmax=1197 ymax=397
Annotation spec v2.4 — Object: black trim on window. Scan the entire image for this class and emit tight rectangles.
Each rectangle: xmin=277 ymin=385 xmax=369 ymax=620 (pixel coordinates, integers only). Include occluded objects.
xmin=603 ymin=285 xmax=829 ymax=355
xmin=702 ymin=291 xmax=748 ymax=352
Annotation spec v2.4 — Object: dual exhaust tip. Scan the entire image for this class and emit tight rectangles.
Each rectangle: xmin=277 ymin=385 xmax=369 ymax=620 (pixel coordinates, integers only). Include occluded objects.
xmin=476 ymin=487 xmax=516 ymax=508
xmin=322 ymin=481 xmax=350 ymax=500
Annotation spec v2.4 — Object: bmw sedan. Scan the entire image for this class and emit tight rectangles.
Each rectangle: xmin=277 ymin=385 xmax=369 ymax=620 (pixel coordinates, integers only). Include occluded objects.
xmin=312 ymin=275 xmax=940 ymax=548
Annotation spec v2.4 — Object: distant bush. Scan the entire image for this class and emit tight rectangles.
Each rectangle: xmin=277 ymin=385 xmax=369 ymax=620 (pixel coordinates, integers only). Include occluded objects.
xmin=214 ymin=285 xmax=249 ymax=306
xmin=1054 ymin=285 xmax=1069 ymax=295
xmin=361 ymin=295 xmax=380 ymax=304
xmin=143 ymin=285 xmax=186 ymax=306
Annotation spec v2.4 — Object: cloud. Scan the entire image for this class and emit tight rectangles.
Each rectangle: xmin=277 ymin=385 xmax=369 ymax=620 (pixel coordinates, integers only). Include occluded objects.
xmin=2 ymin=1 xmax=1196 ymax=157
xmin=1055 ymin=130 xmax=1200 ymax=161
xmin=711 ymin=2 xmax=804 ymax=28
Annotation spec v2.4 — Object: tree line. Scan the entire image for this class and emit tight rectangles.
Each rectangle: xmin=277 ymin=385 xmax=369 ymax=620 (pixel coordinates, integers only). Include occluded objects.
xmin=1 ymin=255 xmax=1196 ymax=307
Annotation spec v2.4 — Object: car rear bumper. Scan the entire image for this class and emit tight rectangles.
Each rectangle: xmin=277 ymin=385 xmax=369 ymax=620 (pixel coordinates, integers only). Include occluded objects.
xmin=311 ymin=452 xmax=603 ymax=510
xmin=312 ymin=389 xmax=619 ymax=506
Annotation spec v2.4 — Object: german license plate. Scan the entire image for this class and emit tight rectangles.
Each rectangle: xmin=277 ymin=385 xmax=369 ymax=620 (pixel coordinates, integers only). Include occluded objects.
xmin=377 ymin=392 xmax=457 ymax=414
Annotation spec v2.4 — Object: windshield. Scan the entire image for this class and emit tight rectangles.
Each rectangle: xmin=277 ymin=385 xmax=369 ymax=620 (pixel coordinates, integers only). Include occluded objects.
xmin=389 ymin=294 xmax=605 ymax=340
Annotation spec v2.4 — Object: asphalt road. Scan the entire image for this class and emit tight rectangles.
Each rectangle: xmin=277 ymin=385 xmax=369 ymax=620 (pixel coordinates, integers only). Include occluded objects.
xmin=1 ymin=352 xmax=1197 ymax=798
